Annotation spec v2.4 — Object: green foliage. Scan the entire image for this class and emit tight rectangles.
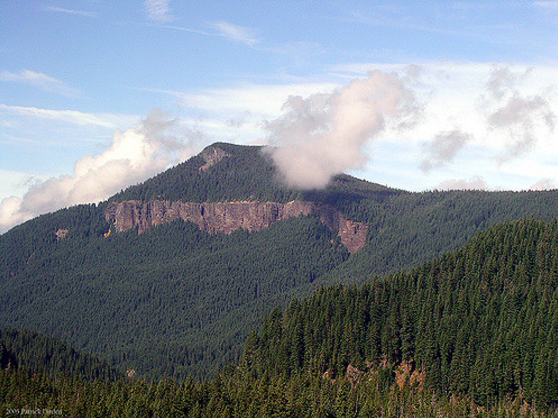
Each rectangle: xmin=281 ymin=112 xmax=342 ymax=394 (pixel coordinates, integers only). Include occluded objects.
xmin=109 ymin=143 xmax=304 ymax=203
xmin=245 ymin=219 xmax=558 ymax=406
xmin=2 ymin=365 xmax=556 ymax=417
xmin=0 ymin=328 xmax=121 ymax=382
xmin=322 ymin=189 xmax=558 ymax=286
xmin=0 ymin=215 xmax=348 ymax=380
xmin=0 ymin=203 xmax=108 ymax=278
xmin=4 ymin=216 xmax=558 ymax=416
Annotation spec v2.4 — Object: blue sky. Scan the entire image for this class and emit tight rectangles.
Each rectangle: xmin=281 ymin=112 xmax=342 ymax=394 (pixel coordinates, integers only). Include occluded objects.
xmin=1 ymin=0 xmax=557 ymax=231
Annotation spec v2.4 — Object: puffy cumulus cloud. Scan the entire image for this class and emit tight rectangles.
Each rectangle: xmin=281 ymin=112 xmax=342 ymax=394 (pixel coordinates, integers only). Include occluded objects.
xmin=420 ymin=129 xmax=472 ymax=172
xmin=437 ymin=176 xmax=489 ymax=191
xmin=0 ymin=109 xmax=202 ymax=233
xmin=0 ymin=197 xmax=33 ymax=232
xmin=264 ymin=71 xmax=423 ymax=190
xmin=481 ymin=66 xmax=555 ymax=160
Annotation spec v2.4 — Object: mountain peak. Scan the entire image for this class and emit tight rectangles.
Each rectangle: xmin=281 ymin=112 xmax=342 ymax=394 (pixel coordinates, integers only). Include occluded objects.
xmin=108 ymin=142 xmax=394 ymax=212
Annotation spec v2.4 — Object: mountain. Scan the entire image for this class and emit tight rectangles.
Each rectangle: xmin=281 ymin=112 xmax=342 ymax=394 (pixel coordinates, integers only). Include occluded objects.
xmin=2 ymin=142 xmax=558 ymax=380
xmin=4 ymin=218 xmax=558 ymax=417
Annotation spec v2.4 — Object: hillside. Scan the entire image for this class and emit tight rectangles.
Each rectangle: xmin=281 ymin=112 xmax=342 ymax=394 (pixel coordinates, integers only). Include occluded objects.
xmin=242 ymin=218 xmax=558 ymax=407
xmin=0 ymin=214 xmax=349 ymax=379
xmin=1 ymin=142 xmax=558 ymax=379
xmin=0 ymin=328 xmax=121 ymax=382
xmin=4 ymin=219 xmax=558 ymax=417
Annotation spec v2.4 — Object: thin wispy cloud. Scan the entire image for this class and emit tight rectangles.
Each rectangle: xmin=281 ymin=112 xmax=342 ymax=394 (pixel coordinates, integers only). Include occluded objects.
xmin=0 ymin=104 xmax=124 ymax=129
xmin=534 ymin=1 xmax=558 ymax=10
xmin=0 ymin=70 xmax=80 ymax=98
xmin=159 ymin=24 xmax=212 ymax=36
xmin=213 ymin=21 xmax=259 ymax=47
xmin=144 ymin=0 xmax=174 ymax=23
xmin=45 ymin=6 xmax=97 ymax=18
xmin=347 ymin=10 xmax=472 ymax=39
xmin=346 ymin=7 xmax=524 ymax=47
xmin=420 ymin=129 xmax=472 ymax=172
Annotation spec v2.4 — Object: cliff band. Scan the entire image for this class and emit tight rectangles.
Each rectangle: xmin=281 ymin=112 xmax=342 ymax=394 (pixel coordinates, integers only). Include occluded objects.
xmin=104 ymin=200 xmax=367 ymax=253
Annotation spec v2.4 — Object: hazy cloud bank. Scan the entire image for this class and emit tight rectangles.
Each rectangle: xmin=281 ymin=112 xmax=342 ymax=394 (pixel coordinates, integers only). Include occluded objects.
xmin=437 ymin=176 xmax=489 ymax=191
xmin=481 ymin=66 xmax=555 ymax=161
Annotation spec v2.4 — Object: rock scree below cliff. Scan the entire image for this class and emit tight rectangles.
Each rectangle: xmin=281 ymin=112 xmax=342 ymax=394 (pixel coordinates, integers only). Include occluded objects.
xmin=104 ymin=200 xmax=367 ymax=254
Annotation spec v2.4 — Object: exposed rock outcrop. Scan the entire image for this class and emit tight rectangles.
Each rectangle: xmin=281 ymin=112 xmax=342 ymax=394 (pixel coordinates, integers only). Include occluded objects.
xmin=104 ymin=200 xmax=368 ymax=253
xmin=199 ymin=146 xmax=231 ymax=171
xmin=55 ymin=229 xmax=69 ymax=241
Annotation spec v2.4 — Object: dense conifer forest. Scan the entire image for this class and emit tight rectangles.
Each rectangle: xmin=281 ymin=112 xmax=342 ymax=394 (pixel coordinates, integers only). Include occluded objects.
xmin=3 ymin=218 xmax=558 ymax=416
xmin=0 ymin=328 xmax=121 ymax=382
xmin=0 ymin=215 xmax=348 ymax=379
xmin=2 ymin=143 xmax=558 ymax=382
xmin=245 ymin=219 xmax=558 ymax=405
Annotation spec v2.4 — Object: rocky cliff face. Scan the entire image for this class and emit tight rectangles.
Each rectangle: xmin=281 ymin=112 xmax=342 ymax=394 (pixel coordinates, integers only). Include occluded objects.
xmin=104 ymin=200 xmax=367 ymax=253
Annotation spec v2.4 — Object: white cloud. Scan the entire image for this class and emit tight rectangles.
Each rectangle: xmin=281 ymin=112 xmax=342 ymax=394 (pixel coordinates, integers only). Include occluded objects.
xmin=324 ymin=61 xmax=558 ymax=191
xmin=420 ymin=129 xmax=472 ymax=172
xmin=534 ymin=1 xmax=558 ymax=10
xmin=479 ymin=66 xmax=555 ymax=161
xmin=173 ymin=61 xmax=558 ymax=192
xmin=180 ymin=81 xmax=340 ymax=117
xmin=264 ymin=71 xmax=423 ymax=189
xmin=158 ymin=24 xmax=212 ymax=36
xmin=144 ymin=0 xmax=174 ymax=23
xmin=0 ymin=110 xmax=202 ymax=234
xmin=45 ymin=6 xmax=97 ymax=18
xmin=0 ymin=197 xmax=33 ymax=233
xmin=0 ymin=70 xmax=80 ymax=97
xmin=0 ymin=170 xmax=46 ymax=199
xmin=213 ymin=21 xmax=259 ymax=47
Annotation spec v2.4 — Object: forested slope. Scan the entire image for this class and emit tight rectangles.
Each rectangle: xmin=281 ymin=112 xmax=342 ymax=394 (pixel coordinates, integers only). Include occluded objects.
xmin=323 ymin=189 xmax=558 ymax=285
xmin=245 ymin=218 xmax=558 ymax=406
xmin=2 ymin=142 xmax=558 ymax=380
xmin=0 ymin=328 xmax=121 ymax=382
xmin=108 ymin=142 xmax=306 ymax=203
xmin=0 ymin=215 xmax=348 ymax=379
xmin=4 ymin=219 xmax=558 ymax=417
